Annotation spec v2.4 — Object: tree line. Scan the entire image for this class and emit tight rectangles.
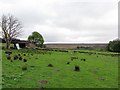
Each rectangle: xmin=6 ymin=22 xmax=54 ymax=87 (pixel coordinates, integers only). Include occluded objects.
xmin=107 ymin=39 xmax=120 ymax=52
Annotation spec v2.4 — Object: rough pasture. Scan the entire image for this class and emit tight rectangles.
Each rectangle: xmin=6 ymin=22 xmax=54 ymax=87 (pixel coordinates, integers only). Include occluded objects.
xmin=2 ymin=49 xmax=118 ymax=88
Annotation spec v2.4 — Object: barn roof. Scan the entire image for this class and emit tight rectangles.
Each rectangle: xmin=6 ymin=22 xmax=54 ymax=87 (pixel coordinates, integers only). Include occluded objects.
xmin=0 ymin=38 xmax=29 ymax=44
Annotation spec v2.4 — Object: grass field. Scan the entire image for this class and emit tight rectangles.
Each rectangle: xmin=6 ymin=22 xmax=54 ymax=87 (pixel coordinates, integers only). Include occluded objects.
xmin=2 ymin=49 xmax=118 ymax=88
xmin=0 ymin=62 xmax=1 ymax=89
xmin=0 ymin=42 xmax=2 ymax=89
xmin=1 ymin=43 xmax=14 ymax=47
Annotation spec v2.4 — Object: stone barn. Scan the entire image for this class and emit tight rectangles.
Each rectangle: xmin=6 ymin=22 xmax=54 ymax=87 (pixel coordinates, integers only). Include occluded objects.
xmin=18 ymin=40 xmax=28 ymax=48
xmin=1 ymin=38 xmax=36 ymax=49
xmin=16 ymin=40 xmax=36 ymax=48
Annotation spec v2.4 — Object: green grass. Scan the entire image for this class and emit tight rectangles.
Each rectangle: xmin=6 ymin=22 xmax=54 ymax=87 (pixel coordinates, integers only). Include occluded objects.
xmin=2 ymin=49 xmax=118 ymax=88
xmin=0 ymin=49 xmax=2 ymax=89
xmin=1 ymin=43 xmax=14 ymax=47
xmin=74 ymin=49 xmax=118 ymax=54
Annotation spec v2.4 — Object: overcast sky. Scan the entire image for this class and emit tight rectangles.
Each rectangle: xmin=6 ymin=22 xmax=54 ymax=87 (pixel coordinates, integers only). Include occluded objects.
xmin=0 ymin=0 xmax=118 ymax=43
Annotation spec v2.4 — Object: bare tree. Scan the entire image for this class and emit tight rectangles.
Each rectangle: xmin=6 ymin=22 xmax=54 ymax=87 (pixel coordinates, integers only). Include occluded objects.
xmin=0 ymin=14 xmax=22 ymax=49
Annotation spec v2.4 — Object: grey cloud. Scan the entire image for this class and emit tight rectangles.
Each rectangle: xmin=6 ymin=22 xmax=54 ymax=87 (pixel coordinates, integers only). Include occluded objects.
xmin=0 ymin=0 xmax=17 ymax=4
xmin=0 ymin=0 xmax=118 ymax=43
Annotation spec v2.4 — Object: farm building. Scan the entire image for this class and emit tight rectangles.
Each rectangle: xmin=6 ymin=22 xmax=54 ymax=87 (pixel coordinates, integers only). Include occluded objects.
xmin=1 ymin=38 xmax=35 ymax=48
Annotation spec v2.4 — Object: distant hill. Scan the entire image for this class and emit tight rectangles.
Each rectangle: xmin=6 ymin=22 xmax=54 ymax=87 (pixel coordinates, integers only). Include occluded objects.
xmin=45 ymin=43 xmax=108 ymax=49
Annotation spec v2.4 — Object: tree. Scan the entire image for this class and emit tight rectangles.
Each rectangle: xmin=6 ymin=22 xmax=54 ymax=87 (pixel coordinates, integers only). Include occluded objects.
xmin=28 ymin=31 xmax=44 ymax=47
xmin=0 ymin=14 xmax=22 ymax=49
xmin=107 ymin=38 xmax=120 ymax=52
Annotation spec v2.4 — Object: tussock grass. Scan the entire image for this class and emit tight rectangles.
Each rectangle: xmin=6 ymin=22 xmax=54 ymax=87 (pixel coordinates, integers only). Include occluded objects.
xmin=2 ymin=49 xmax=118 ymax=88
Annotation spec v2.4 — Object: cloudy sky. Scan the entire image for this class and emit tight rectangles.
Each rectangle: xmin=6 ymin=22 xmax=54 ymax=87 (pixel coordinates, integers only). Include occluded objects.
xmin=0 ymin=0 xmax=118 ymax=43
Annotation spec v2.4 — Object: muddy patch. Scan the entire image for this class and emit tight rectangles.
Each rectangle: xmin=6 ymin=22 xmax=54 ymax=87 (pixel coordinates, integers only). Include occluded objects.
xmin=39 ymin=80 xmax=48 ymax=85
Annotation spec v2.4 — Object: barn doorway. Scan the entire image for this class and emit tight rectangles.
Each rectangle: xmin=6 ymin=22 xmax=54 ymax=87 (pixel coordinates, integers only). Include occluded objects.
xmin=19 ymin=43 xmax=26 ymax=48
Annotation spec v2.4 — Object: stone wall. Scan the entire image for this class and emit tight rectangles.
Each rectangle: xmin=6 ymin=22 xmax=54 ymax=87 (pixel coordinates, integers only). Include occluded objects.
xmin=26 ymin=43 xmax=36 ymax=48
